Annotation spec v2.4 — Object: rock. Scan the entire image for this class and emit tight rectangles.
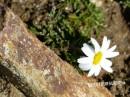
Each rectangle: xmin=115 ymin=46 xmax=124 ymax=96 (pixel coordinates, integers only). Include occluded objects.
xmin=0 ymin=4 xmax=114 ymax=97
xmin=0 ymin=77 xmax=25 ymax=97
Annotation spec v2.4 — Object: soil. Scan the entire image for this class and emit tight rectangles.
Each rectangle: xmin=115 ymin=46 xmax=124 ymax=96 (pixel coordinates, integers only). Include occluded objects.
xmin=96 ymin=2 xmax=130 ymax=97
xmin=0 ymin=0 xmax=130 ymax=97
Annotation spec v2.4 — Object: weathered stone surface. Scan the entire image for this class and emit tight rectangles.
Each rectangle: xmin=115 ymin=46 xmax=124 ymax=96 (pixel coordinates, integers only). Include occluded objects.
xmin=0 ymin=5 xmax=114 ymax=97
xmin=0 ymin=77 xmax=25 ymax=97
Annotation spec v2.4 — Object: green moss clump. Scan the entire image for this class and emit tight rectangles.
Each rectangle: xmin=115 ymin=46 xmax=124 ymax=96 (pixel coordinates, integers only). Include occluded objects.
xmin=28 ymin=0 xmax=104 ymax=70
xmin=116 ymin=0 xmax=130 ymax=8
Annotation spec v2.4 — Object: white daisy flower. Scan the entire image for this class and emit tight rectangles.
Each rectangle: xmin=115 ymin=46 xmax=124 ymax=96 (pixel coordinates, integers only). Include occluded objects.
xmin=77 ymin=36 xmax=119 ymax=77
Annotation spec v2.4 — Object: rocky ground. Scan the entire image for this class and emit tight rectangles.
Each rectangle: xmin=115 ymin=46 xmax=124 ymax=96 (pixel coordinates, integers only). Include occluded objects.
xmin=0 ymin=0 xmax=130 ymax=97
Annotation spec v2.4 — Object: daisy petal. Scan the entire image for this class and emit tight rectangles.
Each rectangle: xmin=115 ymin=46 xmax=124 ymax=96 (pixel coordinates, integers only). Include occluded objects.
xmin=107 ymin=45 xmax=117 ymax=52
xmin=94 ymin=66 xmax=101 ymax=76
xmin=81 ymin=43 xmax=94 ymax=57
xmin=102 ymin=36 xmax=107 ymax=48
xmin=104 ymin=52 xmax=119 ymax=58
xmin=107 ymin=67 xmax=113 ymax=73
xmin=88 ymin=67 xmax=95 ymax=77
xmin=102 ymin=36 xmax=111 ymax=51
xmin=102 ymin=59 xmax=112 ymax=67
xmin=77 ymin=57 xmax=90 ymax=64
xmin=91 ymin=38 xmax=100 ymax=52
xmin=79 ymin=63 xmax=91 ymax=71
xmin=101 ymin=64 xmax=113 ymax=73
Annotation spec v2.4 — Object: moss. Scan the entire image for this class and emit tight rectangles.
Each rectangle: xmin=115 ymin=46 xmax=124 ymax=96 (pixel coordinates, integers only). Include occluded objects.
xmin=116 ymin=0 xmax=130 ymax=8
xmin=28 ymin=0 xmax=104 ymax=71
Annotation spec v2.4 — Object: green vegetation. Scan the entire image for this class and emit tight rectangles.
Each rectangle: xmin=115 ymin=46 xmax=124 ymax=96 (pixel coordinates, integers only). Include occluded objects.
xmin=28 ymin=0 xmax=104 ymax=70
xmin=116 ymin=0 xmax=130 ymax=8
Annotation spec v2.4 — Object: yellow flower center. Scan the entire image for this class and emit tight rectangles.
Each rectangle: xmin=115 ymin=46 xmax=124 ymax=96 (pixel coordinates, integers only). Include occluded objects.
xmin=93 ymin=51 xmax=103 ymax=65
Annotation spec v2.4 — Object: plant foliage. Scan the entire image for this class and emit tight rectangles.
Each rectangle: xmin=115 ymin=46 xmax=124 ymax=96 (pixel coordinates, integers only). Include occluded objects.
xmin=28 ymin=0 xmax=104 ymax=70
